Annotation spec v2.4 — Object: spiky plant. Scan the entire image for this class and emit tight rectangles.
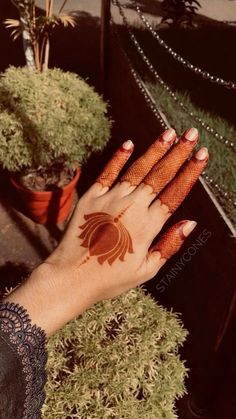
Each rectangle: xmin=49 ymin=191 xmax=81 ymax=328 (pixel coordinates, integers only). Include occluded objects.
xmin=161 ymin=0 xmax=201 ymax=27
xmin=5 ymin=0 xmax=76 ymax=71
xmin=42 ymin=287 xmax=188 ymax=419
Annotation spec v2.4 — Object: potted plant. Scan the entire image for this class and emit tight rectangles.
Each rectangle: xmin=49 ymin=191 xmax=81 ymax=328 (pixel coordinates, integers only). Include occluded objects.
xmin=42 ymin=287 xmax=188 ymax=418
xmin=0 ymin=66 xmax=111 ymax=223
xmin=1 ymin=1 xmax=111 ymax=224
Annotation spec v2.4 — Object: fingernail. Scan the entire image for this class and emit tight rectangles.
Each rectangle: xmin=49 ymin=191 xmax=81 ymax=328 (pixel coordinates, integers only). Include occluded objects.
xmin=185 ymin=127 xmax=198 ymax=142
xmin=195 ymin=147 xmax=209 ymax=160
xmin=162 ymin=128 xmax=176 ymax=142
xmin=180 ymin=220 xmax=197 ymax=238
xmin=122 ymin=140 xmax=133 ymax=150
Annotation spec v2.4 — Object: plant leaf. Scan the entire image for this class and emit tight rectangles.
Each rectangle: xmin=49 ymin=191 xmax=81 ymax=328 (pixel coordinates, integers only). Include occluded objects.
xmin=4 ymin=18 xmax=21 ymax=28
xmin=34 ymin=13 xmax=77 ymax=34
xmin=56 ymin=13 xmax=77 ymax=28
xmin=4 ymin=18 xmax=22 ymax=40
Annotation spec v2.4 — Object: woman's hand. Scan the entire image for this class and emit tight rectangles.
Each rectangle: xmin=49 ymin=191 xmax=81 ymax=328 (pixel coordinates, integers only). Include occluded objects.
xmin=4 ymin=127 xmax=208 ymax=336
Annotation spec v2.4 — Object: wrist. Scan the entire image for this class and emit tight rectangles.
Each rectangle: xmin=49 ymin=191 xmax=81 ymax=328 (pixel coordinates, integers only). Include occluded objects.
xmin=2 ymin=262 xmax=94 ymax=337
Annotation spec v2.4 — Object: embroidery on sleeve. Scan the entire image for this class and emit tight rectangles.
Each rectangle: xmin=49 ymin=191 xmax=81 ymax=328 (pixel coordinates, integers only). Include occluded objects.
xmin=0 ymin=302 xmax=48 ymax=419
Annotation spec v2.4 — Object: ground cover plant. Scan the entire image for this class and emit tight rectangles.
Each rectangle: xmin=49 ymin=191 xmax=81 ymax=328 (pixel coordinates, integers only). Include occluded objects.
xmin=42 ymin=287 xmax=188 ymax=419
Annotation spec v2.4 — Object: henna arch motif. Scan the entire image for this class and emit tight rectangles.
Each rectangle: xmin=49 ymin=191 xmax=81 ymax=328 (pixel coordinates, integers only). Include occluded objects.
xmin=78 ymin=208 xmax=133 ymax=266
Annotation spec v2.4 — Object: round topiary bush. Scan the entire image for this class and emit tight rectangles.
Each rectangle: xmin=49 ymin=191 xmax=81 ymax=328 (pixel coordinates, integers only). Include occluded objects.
xmin=42 ymin=287 xmax=188 ymax=419
xmin=0 ymin=66 xmax=111 ymax=174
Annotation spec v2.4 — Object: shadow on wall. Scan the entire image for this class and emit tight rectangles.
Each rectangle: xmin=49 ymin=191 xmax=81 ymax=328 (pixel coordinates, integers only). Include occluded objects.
xmin=131 ymin=0 xmax=163 ymax=16
xmin=127 ymin=0 xmax=232 ymax=26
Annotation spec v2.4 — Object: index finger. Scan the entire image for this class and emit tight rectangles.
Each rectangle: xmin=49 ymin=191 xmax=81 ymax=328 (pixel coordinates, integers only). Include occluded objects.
xmin=96 ymin=140 xmax=134 ymax=191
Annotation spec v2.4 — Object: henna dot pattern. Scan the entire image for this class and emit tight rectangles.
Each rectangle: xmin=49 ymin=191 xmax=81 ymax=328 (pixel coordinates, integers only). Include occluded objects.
xmin=78 ymin=209 xmax=133 ymax=266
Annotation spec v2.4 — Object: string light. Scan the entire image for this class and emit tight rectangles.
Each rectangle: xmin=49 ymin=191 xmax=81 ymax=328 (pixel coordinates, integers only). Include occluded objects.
xmin=130 ymin=0 xmax=236 ymax=90
xmin=110 ymin=4 xmax=236 ymax=208
xmin=113 ymin=0 xmax=236 ymax=153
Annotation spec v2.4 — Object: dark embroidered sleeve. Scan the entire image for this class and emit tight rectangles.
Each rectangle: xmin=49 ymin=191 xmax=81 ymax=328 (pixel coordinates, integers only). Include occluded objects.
xmin=0 ymin=302 xmax=48 ymax=419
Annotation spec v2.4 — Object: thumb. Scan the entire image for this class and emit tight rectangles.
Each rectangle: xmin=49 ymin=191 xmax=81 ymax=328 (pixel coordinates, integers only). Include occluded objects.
xmin=145 ymin=220 xmax=197 ymax=279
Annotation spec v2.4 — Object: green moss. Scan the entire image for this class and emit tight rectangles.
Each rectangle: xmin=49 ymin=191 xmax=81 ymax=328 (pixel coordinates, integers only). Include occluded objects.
xmin=0 ymin=66 xmax=111 ymax=172
xmin=42 ymin=287 xmax=188 ymax=419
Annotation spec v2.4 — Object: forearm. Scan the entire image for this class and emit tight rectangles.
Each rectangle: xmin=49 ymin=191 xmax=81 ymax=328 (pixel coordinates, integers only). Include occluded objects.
xmin=2 ymin=263 xmax=94 ymax=337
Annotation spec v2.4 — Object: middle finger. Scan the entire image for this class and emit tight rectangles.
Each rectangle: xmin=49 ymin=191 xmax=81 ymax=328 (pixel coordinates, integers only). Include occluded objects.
xmin=130 ymin=127 xmax=199 ymax=206
xmin=120 ymin=127 xmax=176 ymax=189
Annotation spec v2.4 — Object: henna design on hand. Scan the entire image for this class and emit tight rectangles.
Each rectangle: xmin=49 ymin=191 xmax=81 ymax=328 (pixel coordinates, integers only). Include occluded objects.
xmin=151 ymin=220 xmax=197 ymax=260
xmin=143 ymin=132 xmax=198 ymax=194
xmin=153 ymin=220 xmax=188 ymax=259
xmin=158 ymin=150 xmax=209 ymax=213
xmin=96 ymin=141 xmax=134 ymax=188
xmin=120 ymin=128 xmax=176 ymax=186
xmin=78 ymin=208 xmax=133 ymax=266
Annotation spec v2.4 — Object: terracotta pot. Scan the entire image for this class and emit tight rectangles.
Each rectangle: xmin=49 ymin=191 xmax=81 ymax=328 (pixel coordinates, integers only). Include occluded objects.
xmin=10 ymin=169 xmax=81 ymax=224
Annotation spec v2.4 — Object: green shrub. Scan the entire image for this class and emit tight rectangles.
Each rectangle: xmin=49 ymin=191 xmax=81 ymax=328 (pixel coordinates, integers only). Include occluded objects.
xmin=42 ymin=287 xmax=188 ymax=419
xmin=0 ymin=66 xmax=111 ymax=173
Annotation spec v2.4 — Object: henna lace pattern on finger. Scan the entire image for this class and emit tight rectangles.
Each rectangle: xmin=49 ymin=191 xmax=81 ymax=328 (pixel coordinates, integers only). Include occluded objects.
xmin=153 ymin=221 xmax=187 ymax=260
xmin=96 ymin=145 xmax=133 ymax=188
xmin=143 ymin=134 xmax=198 ymax=194
xmin=78 ymin=209 xmax=133 ymax=266
xmin=120 ymin=131 xmax=176 ymax=186
xmin=159 ymin=154 xmax=209 ymax=213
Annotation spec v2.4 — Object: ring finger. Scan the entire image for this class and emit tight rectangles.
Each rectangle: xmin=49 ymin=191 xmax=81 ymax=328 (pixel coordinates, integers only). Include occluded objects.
xmin=149 ymin=146 xmax=209 ymax=225
xmin=130 ymin=127 xmax=199 ymax=206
